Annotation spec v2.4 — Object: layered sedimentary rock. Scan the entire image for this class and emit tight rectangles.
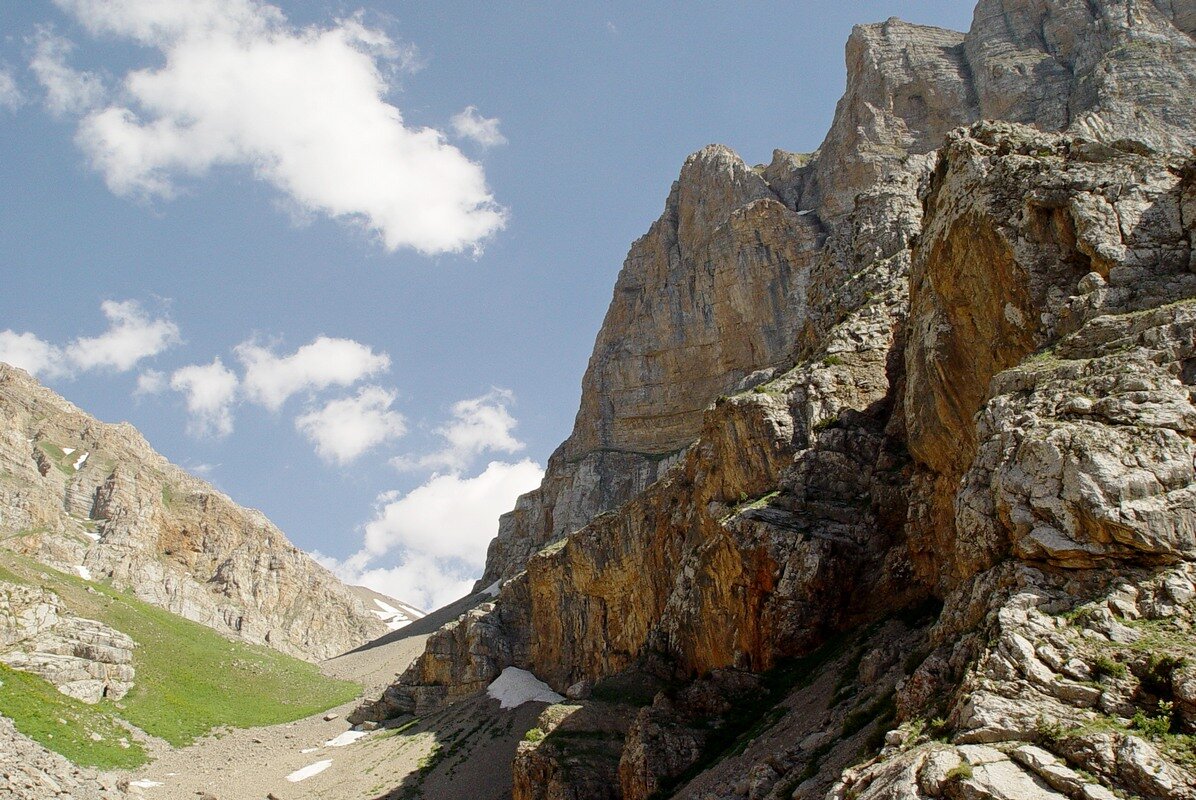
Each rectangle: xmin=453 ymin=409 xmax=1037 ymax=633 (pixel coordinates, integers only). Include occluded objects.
xmin=0 ymin=365 xmax=386 ymax=661
xmin=0 ymin=580 xmax=134 ymax=703
xmin=482 ymin=0 xmax=1196 ymax=590
xmin=359 ymin=1 xmax=1196 ymax=798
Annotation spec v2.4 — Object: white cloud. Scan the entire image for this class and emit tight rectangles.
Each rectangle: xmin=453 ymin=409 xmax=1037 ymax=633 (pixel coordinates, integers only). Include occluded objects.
xmin=392 ymin=388 xmax=524 ymax=472
xmin=0 ymin=69 xmax=24 ymax=111
xmin=66 ymin=300 xmax=181 ymax=372
xmin=317 ymin=459 xmax=544 ymax=610
xmin=0 ymin=300 xmax=179 ymax=378
xmin=450 ymin=106 xmax=507 ymax=147
xmin=0 ymin=331 xmax=64 ymax=376
xmin=134 ymin=369 xmax=168 ymax=395
xmin=54 ymin=0 xmax=506 ymax=254
xmin=29 ymin=28 xmax=105 ymax=116
xmin=170 ymin=358 xmax=238 ymax=437
xmin=294 ymin=385 xmax=406 ymax=464
xmin=236 ymin=336 xmax=390 ymax=411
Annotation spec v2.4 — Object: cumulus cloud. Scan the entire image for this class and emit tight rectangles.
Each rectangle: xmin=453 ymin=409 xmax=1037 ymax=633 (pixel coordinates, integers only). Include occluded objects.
xmin=67 ymin=300 xmax=182 ymax=372
xmin=316 ymin=459 xmax=544 ymax=610
xmin=134 ymin=369 xmax=168 ymax=396
xmin=52 ymin=0 xmax=506 ymax=253
xmin=0 ymin=331 xmax=63 ymax=376
xmin=236 ymin=336 xmax=390 ymax=411
xmin=450 ymin=106 xmax=507 ymax=147
xmin=294 ymin=385 xmax=406 ymax=465
xmin=170 ymin=358 xmax=238 ymax=437
xmin=0 ymin=69 xmax=24 ymax=111
xmin=392 ymin=388 xmax=524 ymax=472
xmin=0 ymin=300 xmax=179 ymax=378
xmin=29 ymin=28 xmax=105 ymax=116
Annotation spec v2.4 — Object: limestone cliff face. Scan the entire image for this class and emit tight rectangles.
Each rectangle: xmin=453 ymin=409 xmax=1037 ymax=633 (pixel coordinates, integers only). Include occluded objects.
xmin=0 ymin=365 xmax=386 ymax=661
xmin=483 ymin=0 xmax=1196 ymax=591
xmin=359 ymin=2 xmax=1196 ymax=799
xmin=480 ymin=146 xmax=824 ymax=584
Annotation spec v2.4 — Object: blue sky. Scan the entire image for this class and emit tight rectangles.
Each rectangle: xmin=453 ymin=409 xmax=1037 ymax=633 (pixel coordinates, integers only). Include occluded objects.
xmin=0 ymin=1 xmax=975 ymax=610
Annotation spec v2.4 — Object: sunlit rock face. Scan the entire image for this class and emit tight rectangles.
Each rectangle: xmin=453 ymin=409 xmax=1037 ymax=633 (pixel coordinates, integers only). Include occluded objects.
xmin=0 ymin=364 xmax=386 ymax=662
xmin=359 ymin=1 xmax=1196 ymax=798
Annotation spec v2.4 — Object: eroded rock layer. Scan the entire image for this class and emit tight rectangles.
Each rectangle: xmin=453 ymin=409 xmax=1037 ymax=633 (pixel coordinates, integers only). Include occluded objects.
xmin=0 ymin=365 xmax=385 ymax=661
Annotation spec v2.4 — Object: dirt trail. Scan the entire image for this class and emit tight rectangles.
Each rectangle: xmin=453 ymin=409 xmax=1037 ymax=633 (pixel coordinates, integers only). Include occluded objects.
xmin=120 ymin=591 xmax=540 ymax=800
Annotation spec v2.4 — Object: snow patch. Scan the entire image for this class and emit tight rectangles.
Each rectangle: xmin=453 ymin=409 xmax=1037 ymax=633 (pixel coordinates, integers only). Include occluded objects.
xmin=486 ymin=667 xmax=564 ymax=709
xmin=287 ymin=760 xmax=332 ymax=782
xmin=300 ymin=747 xmax=320 ymax=754
xmin=129 ymin=780 xmax=162 ymax=788
xmin=72 ymin=452 xmax=89 ymax=471
xmin=76 ymin=566 xmax=92 ymax=581
xmin=61 ymin=447 xmax=76 ymax=456
xmin=325 ymin=730 xmax=369 ymax=747
xmin=482 ymin=580 xmax=501 ymax=597
xmin=370 ymin=598 xmax=419 ymax=631
xmin=83 ymin=532 xmax=101 ymax=542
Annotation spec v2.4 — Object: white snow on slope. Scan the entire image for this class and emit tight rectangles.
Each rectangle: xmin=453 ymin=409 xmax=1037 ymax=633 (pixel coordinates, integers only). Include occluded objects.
xmin=73 ymin=452 xmax=89 ymax=470
xmin=486 ymin=667 xmax=564 ymax=709
xmin=76 ymin=566 xmax=92 ymax=581
xmin=287 ymin=760 xmax=332 ymax=782
xmin=325 ymin=730 xmax=369 ymax=747
xmin=61 ymin=447 xmax=76 ymax=456
xmin=129 ymin=779 xmax=161 ymax=788
xmin=370 ymin=597 xmax=424 ymax=631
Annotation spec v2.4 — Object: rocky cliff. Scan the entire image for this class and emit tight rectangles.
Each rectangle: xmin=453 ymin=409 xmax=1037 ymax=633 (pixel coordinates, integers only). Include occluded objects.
xmin=0 ymin=364 xmax=386 ymax=661
xmin=360 ymin=1 xmax=1196 ymax=799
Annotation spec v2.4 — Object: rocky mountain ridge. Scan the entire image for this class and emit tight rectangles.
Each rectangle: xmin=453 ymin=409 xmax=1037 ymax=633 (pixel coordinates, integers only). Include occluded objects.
xmin=0 ymin=363 xmax=386 ymax=662
xmin=357 ymin=1 xmax=1196 ymax=798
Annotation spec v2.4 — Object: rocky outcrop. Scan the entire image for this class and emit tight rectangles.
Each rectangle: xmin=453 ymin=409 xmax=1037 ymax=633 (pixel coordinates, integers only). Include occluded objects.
xmin=358 ymin=1 xmax=1196 ymax=799
xmin=0 ymin=365 xmax=386 ymax=661
xmin=0 ymin=716 xmax=128 ymax=800
xmin=0 ymin=580 xmax=134 ymax=703
xmin=480 ymin=145 xmax=826 ymax=585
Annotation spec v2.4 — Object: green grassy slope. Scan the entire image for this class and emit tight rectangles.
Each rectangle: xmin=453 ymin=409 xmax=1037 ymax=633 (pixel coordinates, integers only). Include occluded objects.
xmin=0 ymin=552 xmax=361 ymax=767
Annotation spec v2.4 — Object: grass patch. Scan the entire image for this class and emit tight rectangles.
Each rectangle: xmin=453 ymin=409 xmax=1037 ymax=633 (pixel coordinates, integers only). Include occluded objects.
xmin=0 ymin=553 xmax=361 ymax=752
xmin=36 ymin=441 xmax=77 ymax=476
xmin=0 ymin=663 xmax=147 ymax=769
xmin=945 ymin=762 xmax=973 ymax=782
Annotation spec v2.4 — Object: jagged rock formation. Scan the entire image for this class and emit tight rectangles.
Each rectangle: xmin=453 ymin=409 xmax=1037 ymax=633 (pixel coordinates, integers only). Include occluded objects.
xmin=358 ymin=1 xmax=1196 ymax=799
xmin=0 ymin=364 xmax=386 ymax=661
xmin=0 ymin=580 xmax=134 ymax=703
xmin=481 ymin=0 xmax=1196 ymax=590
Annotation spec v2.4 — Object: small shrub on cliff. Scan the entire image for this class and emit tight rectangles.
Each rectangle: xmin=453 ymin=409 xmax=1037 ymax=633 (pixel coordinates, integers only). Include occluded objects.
xmin=1141 ymin=653 xmax=1185 ymax=697
xmin=1036 ymin=715 xmax=1067 ymax=744
xmin=944 ymin=763 xmax=973 ymax=782
xmin=1092 ymin=654 xmax=1127 ymax=680
xmin=1133 ymin=701 xmax=1175 ymax=738
xmin=523 ymin=727 xmax=545 ymax=743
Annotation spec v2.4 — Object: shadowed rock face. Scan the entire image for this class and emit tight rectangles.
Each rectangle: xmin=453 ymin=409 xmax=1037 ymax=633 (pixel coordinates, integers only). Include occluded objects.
xmin=359 ymin=1 xmax=1196 ymax=798
xmin=0 ymin=365 xmax=385 ymax=661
